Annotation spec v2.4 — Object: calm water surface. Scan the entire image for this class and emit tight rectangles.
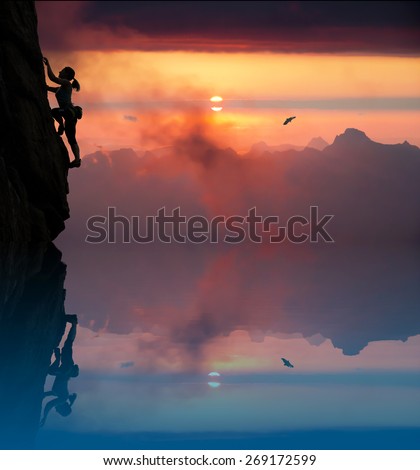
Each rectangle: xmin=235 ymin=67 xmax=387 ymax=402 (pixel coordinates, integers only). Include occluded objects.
xmin=2 ymin=241 xmax=420 ymax=449
xmin=1 ymin=242 xmax=418 ymax=449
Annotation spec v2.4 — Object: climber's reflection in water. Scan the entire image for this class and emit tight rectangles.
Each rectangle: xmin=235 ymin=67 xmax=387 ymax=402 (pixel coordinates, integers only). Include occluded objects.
xmin=40 ymin=314 xmax=79 ymax=427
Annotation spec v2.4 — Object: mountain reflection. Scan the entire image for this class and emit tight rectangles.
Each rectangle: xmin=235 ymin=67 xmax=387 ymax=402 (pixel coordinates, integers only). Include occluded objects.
xmin=0 ymin=244 xmax=74 ymax=449
xmin=62 ymin=242 xmax=420 ymax=363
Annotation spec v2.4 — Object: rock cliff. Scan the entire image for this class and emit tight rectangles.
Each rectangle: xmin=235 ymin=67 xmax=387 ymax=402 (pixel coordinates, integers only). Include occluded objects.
xmin=0 ymin=1 xmax=70 ymax=245
xmin=0 ymin=2 xmax=70 ymax=448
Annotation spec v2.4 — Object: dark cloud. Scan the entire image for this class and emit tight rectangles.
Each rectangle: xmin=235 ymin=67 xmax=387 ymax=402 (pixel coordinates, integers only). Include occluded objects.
xmin=123 ymin=115 xmax=138 ymax=122
xmin=36 ymin=1 xmax=420 ymax=54
xmin=81 ymin=1 xmax=420 ymax=31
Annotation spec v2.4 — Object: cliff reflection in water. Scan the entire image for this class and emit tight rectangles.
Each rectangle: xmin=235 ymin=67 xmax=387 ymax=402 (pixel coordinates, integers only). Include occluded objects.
xmin=0 ymin=244 xmax=77 ymax=449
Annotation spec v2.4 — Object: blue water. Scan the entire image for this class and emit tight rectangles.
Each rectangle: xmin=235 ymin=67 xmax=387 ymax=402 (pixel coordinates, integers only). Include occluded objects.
xmin=1 ymin=243 xmax=419 ymax=449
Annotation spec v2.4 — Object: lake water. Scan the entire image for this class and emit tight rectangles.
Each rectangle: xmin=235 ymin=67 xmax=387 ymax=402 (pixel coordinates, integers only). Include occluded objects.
xmin=2 ymin=242 xmax=418 ymax=449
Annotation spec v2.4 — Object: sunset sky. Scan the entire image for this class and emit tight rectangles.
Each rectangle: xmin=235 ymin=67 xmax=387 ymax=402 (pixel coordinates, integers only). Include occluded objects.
xmin=28 ymin=2 xmax=420 ymax=445
xmin=2 ymin=2 xmax=420 ymax=451
xmin=35 ymin=1 xmax=420 ymax=374
xmin=36 ymin=1 xmax=420 ymax=155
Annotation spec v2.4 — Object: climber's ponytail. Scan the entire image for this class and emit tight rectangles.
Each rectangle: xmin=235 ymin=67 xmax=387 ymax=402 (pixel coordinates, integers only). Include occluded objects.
xmin=72 ymin=78 xmax=80 ymax=92
xmin=62 ymin=66 xmax=80 ymax=92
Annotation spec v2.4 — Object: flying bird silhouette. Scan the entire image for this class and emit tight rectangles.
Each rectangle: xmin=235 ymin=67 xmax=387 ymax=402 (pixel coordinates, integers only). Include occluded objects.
xmin=281 ymin=357 xmax=294 ymax=368
xmin=283 ymin=116 xmax=296 ymax=125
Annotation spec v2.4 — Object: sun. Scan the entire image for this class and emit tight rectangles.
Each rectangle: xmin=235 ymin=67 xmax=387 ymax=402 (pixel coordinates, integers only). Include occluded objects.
xmin=210 ymin=96 xmax=223 ymax=112
xmin=208 ymin=371 xmax=221 ymax=377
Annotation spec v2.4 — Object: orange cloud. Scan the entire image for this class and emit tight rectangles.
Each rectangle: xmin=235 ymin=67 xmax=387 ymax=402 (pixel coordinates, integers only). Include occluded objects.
xmin=43 ymin=51 xmax=420 ymax=155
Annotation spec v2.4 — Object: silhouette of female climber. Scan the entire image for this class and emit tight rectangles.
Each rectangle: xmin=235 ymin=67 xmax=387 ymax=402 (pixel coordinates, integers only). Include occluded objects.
xmin=43 ymin=57 xmax=81 ymax=168
xmin=40 ymin=314 xmax=79 ymax=427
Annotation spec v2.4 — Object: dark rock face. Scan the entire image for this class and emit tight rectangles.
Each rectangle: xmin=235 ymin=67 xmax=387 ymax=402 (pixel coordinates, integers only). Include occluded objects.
xmin=0 ymin=1 xmax=70 ymax=244
xmin=0 ymin=2 xmax=71 ymax=448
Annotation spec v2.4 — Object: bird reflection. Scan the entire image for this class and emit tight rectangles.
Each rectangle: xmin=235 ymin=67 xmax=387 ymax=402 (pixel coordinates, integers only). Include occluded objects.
xmin=40 ymin=314 xmax=79 ymax=427
xmin=281 ymin=358 xmax=294 ymax=368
